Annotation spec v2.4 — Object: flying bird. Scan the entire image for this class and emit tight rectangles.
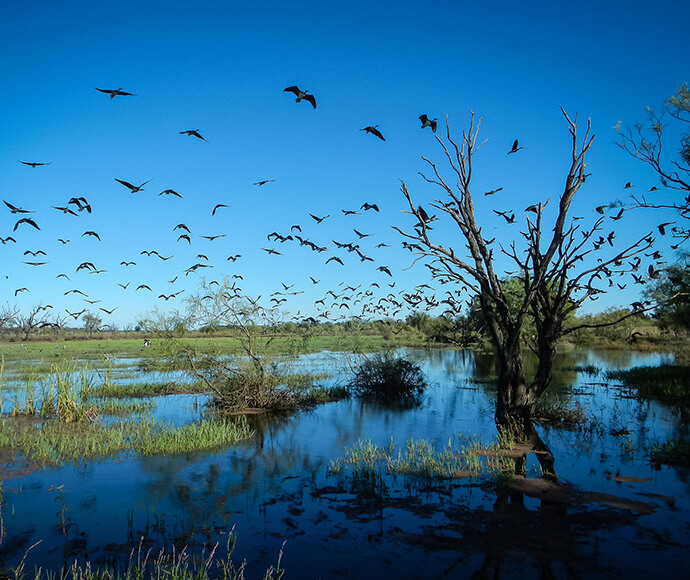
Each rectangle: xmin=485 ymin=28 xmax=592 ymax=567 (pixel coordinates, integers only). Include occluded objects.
xmin=68 ymin=197 xmax=92 ymax=212
xmin=57 ymin=238 xmax=70 ymax=244
xmin=180 ymin=129 xmax=206 ymax=141
xmin=95 ymin=87 xmax=135 ymax=98
xmin=377 ymin=266 xmax=392 ymax=276
xmin=136 ymin=284 xmax=152 ymax=291
xmin=82 ymin=231 xmax=101 ymax=241
xmin=212 ymin=204 xmax=230 ymax=216
xmin=361 ymin=202 xmax=379 ymax=212
xmin=19 ymin=160 xmax=50 ymax=167
xmin=4 ymin=200 xmax=34 ymax=214
xmin=508 ymin=139 xmax=523 ymax=154
xmin=13 ymin=217 xmax=40 ymax=231
xmin=283 ymin=86 xmax=316 ymax=108
xmin=174 ymin=224 xmax=190 ymax=233
xmin=115 ymin=178 xmax=151 ymax=193
xmin=0 ymin=236 xmax=17 ymax=244
xmin=361 ymin=125 xmax=385 ymax=141
xmin=177 ymin=234 xmax=192 ymax=244
xmin=326 ymin=256 xmax=344 ymax=265
xmin=159 ymin=189 xmax=182 ymax=198
xmin=200 ymin=234 xmax=226 ymax=241
xmin=52 ymin=205 xmax=79 ymax=216
xmin=253 ymin=179 xmax=275 ymax=186
xmin=484 ymin=187 xmax=503 ymax=196
xmin=14 ymin=288 xmax=29 ymax=296
xmin=310 ymin=213 xmax=330 ymax=224
xmin=353 ymin=229 xmax=372 ymax=239
xmin=418 ymin=114 xmax=437 ymax=132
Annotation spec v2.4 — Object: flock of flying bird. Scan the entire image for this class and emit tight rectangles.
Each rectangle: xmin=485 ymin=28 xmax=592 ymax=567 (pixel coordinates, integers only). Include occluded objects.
xmin=2 ymin=84 xmax=679 ymax=330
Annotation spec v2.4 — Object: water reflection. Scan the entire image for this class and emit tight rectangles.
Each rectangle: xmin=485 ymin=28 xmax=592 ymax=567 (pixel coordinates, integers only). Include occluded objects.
xmin=0 ymin=348 xmax=688 ymax=577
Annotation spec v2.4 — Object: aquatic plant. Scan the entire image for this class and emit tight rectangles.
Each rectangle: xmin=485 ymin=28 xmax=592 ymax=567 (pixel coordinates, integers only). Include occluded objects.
xmin=348 ymin=350 xmax=426 ymax=405
xmin=650 ymin=439 xmax=690 ymax=467
xmin=606 ymin=364 xmax=690 ymax=400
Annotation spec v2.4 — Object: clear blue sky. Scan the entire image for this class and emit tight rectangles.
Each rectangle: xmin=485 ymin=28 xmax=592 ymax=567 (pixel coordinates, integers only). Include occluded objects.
xmin=1 ymin=0 xmax=688 ymax=328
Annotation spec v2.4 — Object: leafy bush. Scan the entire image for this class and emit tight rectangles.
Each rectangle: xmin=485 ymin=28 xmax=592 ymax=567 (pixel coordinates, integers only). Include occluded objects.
xmin=349 ymin=350 xmax=426 ymax=405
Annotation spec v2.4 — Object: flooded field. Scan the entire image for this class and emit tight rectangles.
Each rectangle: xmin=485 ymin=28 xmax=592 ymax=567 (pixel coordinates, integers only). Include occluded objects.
xmin=1 ymin=347 xmax=688 ymax=578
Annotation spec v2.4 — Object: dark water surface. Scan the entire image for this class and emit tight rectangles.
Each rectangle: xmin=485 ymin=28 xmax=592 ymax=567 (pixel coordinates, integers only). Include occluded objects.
xmin=1 ymin=348 xmax=688 ymax=578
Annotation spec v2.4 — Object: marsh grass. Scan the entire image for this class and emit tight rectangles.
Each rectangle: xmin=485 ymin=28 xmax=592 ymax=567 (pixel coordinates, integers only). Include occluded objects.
xmin=11 ymin=535 xmax=285 ymax=580
xmin=606 ymin=365 xmax=690 ymax=400
xmin=650 ymin=439 xmax=690 ymax=466
xmin=532 ymin=400 xmax=588 ymax=426
xmin=0 ymin=416 xmax=253 ymax=464
xmin=91 ymin=381 xmax=206 ymax=399
xmin=96 ymin=399 xmax=155 ymax=416
xmin=139 ymin=418 xmax=253 ymax=455
xmin=331 ymin=433 xmax=518 ymax=479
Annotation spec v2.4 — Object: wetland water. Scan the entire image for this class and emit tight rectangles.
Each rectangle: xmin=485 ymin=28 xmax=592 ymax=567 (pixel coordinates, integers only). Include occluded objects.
xmin=0 ymin=348 xmax=689 ymax=578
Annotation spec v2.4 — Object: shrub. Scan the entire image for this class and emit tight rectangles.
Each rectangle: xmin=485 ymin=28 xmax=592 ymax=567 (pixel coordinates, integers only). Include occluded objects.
xmin=349 ymin=350 xmax=426 ymax=405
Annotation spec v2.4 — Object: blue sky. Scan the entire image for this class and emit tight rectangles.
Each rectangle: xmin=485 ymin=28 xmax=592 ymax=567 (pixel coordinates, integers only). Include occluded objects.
xmin=1 ymin=0 xmax=688 ymax=328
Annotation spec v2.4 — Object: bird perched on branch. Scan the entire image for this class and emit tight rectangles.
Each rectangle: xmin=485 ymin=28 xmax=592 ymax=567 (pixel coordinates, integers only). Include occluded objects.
xmin=284 ymin=86 xmax=316 ymax=108
xmin=361 ymin=125 xmax=385 ymax=141
xmin=418 ymin=114 xmax=437 ymax=133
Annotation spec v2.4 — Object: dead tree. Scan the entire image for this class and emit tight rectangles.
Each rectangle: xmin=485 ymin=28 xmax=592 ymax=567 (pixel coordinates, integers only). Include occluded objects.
xmin=615 ymin=83 xmax=690 ymax=244
xmin=395 ymin=111 xmax=658 ymax=423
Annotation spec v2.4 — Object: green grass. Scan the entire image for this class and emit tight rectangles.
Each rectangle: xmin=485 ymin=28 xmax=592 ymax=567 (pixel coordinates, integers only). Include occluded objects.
xmin=606 ymin=365 xmax=690 ymax=400
xmin=330 ymin=434 xmax=518 ymax=479
xmin=91 ymin=381 xmax=207 ymax=398
xmin=11 ymin=535 xmax=285 ymax=580
xmin=139 ymin=418 xmax=253 ymax=455
xmin=0 ymin=416 xmax=253 ymax=464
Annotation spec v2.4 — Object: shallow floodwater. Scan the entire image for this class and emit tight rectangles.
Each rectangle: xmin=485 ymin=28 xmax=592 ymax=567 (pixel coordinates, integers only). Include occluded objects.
xmin=1 ymin=348 xmax=689 ymax=578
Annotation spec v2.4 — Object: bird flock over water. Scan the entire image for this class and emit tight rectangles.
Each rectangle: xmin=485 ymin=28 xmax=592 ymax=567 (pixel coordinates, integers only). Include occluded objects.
xmin=3 ymin=84 xmax=681 ymax=330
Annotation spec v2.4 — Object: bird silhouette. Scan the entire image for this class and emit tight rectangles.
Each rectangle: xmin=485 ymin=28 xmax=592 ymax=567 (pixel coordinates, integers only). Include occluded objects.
xmin=418 ymin=114 xmax=438 ymax=132
xmin=310 ymin=213 xmax=330 ymax=224
xmin=326 ymin=256 xmax=344 ymax=265
xmin=95 ymin=87 xmax=135 ymax=98
xmin=262 ymin=248 xmax=282 ymax=255
xmin=0 ymin=236 xmax=17 ymax=244
xmin=115 ymin=178 xmax=151 ymax=193
xmin=253 ymin=179 xmax=275 ymax=186
xmin=283 ymin=86 xmax=316 ymax=108
xmin=4 ymin=200 xmax=34 ymax=214
xmin=353 ymin=229 xmax=372 ymax=239
xmin=200 ymin=234 xmax=226 ymax=241
xmin=14 ymin=288 xmax=29 ymax=296
xmin=174 ymin=224 xmax=191 ymax=233
xmin=99 ymin=307 xmax=118 ymax=315
xmin=19 ymin=160 xmax=50 ymax=167
xmin=508 ymin=139 xmax=523 ymax=154
xmin=226 ymin=254 xmax=242 ymax=261
xmin=484 ymin=187 xmax=503 ymax=196
xmin=68 ymin=197 xmax=92 ymax=212
xmin=57 ymin=238 xmax=70 ymax=244
xmin=177 ymin=234 xmax=191 ymax=244
xmin=13 ymin=217 xmax=40 ymax=231
xmin=361 ymin=126 xmax=385 ymax=141
xmin=377 ymin=266 xmax=393 ymax=276
xmin=82 ymin=231 xmax=101 ymax=241
xmin=360 ymin=202 xmax=379 ymax=212
xmin=159 ymin=189 xmax=182 ymax=198
xmin=180 ymin=129 xmax=206 ymax=141
xmin=136 ymin=284 xmax=152 ymax=291
xmin=212 ymin=204 xmax=230 ymax=216
xmin=52 ymin=205 xmax=79 ymax=216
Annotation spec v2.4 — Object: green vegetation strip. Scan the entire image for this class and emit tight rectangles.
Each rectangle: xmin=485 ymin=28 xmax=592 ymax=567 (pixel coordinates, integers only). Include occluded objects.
xmin=606 ymin=365 xmax=690 ymax=400
xmin=0 ymin=416 xmax=253 ymax=464
xmin=331 ymin=434 xmax=517 ymax=479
